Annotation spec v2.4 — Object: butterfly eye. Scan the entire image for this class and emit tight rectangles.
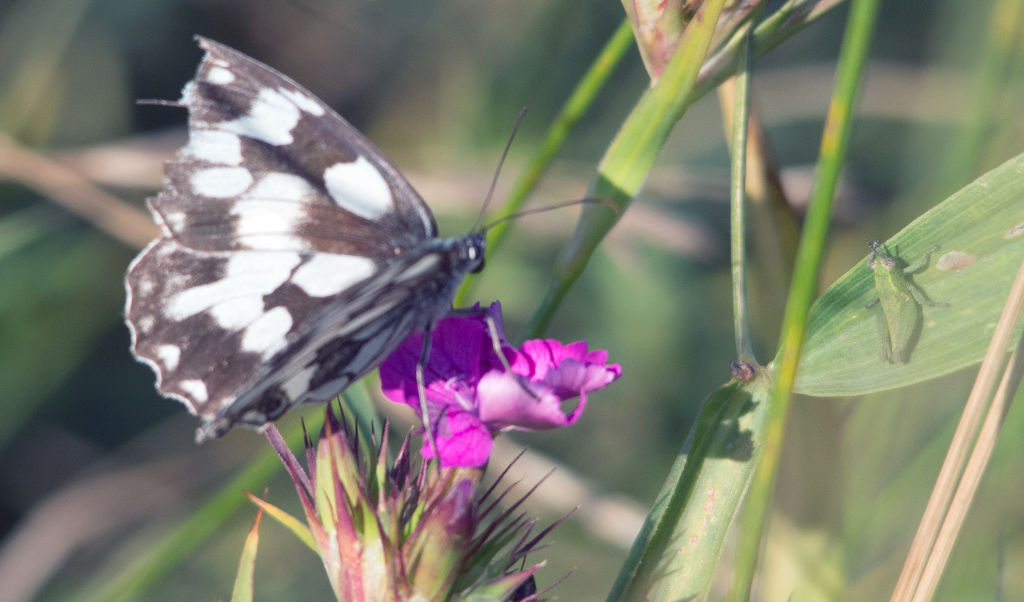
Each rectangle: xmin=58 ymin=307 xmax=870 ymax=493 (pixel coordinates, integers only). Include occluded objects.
xmin=471 ymin=258 xmax=485 ymax=274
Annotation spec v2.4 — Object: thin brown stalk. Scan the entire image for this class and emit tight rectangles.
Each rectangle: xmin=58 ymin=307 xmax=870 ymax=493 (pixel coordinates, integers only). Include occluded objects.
xmin=892 ymin=257 xmax=1024 ymax=601
xmin=0 ymin=133 xmax=156 ymax=249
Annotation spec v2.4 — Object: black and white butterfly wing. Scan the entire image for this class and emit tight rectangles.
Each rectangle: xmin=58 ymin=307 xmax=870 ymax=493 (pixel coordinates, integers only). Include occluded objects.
xmin=153 ymin=37 xmax=437 ymax=254
xmin=125 ymin=37 xmax=483 ymax=441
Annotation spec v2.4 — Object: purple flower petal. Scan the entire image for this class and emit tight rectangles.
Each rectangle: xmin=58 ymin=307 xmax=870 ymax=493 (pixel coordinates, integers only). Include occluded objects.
xmin=379 ymin=302 xmax=621 ymax=467
xmin=515 ymin=339 xmax=621 ymax=398
xmin=420 ymin=408 xmax=493 ymax=468
xmin=476 ymin=372 xmax=574 ymax=430
xmin=380 ymin=302 xmax=510 ymax=411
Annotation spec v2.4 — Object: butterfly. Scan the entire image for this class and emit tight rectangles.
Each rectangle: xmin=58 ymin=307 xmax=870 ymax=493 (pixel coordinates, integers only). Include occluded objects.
xmin=125 ymin=37 xmax=486 ymax=442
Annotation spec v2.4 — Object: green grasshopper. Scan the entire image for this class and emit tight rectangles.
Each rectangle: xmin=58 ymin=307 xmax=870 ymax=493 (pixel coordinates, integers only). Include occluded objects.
xmin=865 ymin=241 xmax=948 ymax=363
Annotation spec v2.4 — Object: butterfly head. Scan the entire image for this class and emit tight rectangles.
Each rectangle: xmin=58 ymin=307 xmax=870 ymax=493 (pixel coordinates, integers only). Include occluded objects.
xmin=461 ymin=231 xmax=487 ymax=274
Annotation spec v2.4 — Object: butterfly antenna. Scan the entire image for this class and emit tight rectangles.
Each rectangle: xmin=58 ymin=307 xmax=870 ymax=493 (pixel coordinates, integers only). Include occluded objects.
xmin=472 ymin=108 xmax=528 ymax=233
xmin=481 ymin=198 xmax=619 ymax=231
xmin=136 ymin=98 xmax=183 ymax=107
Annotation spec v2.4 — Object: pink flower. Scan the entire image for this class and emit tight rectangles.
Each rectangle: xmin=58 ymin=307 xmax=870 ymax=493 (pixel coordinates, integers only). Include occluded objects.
xmin=380 ymin=303 xmax=622 ymax=467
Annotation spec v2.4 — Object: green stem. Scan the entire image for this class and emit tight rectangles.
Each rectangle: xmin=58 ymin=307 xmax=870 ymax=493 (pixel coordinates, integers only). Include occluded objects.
xmin=524 ymin=0 xmax=729 ymax=338
xmin=729 ymin=0 xmax=881 ymax=598
xmin=454 ymin=19 xmax=635 ymax=307
xmin=729 ymin=18 xmax=757 ymax=363
xmin=524 ymin=0 xmax=848 ymax=338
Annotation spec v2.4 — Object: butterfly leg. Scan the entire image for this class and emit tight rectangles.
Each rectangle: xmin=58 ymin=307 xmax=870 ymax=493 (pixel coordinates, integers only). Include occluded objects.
xmin=417 ymin=332 xmax=441 ymax=464
xmin=482 ymin=313 xmax=538 ymax=401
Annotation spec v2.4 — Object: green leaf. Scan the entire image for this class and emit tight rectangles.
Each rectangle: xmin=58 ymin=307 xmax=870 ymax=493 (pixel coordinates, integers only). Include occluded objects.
xmin=795 ymin=152 xmax=1024 ymax=396
xmin=525 ymin=0 xmax=728 ymax=337
xmin=244 ymin=492 xmax=318 ymax=553
xmin=609 ymin=374 xmax=771 ymax=600
xmin=231 ymin=506 xmax=263 ymax=602
xmin=455 ymin=19 xmax=636 ymax=307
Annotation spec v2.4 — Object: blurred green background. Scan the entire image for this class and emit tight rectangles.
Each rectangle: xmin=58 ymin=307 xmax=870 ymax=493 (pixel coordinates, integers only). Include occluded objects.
xmin=1 ymin=0 xmax=1022 ymax=600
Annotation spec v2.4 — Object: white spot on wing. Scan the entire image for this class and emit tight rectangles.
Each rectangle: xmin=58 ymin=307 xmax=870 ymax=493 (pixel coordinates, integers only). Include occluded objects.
xmin=166 ymin=252 xmax=301 ymax=324
xmin=135 ymin=277 xmax=156 ymax=297
xmin=278 ymin=87 xmax=324 ymax=116
xmin=246 ymin=172 xmax=317 ymax=203
xmin=241 ymin=306 xmax=293 ymax=359
xmin=165 ymin=272 xmax=189 ymax=292
xmin=180 ymin=81 xmax=199 ymax=105
xmin=218 ymin=88 xmax=301 ymax=146
xmin=282 ymin=365 xmax=316 ymax=400
xmin=323 ymin=157 xmax=394 ymax=220
xmin=151 ymin=211 xmax=173 ymax=236
xmin=190 ymin=167 xmax=253 ymax=198
xmin=230 ymin=175 xmax=315 ymax=250
xmin=136 ymin=315 xmax=155 ymax=334
xmin=153 ymin=242 xmax=176 ymax=259
xmin=157 ymin=344 xmax=181 ymax=370
xmin=180 ymin=379 xmax=209 ymax=403
xmin=163 ymin=211 xmax=186 ymax=232
xmin=292 ymin=254 xmax=376 ymax=297
xmin=210 ymin=296 xmax=265 ymax=330
xmin=206 ymin=66 xmax=235 ymax=85
xmin=185 ymin=130 xmax=243 ymax=165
